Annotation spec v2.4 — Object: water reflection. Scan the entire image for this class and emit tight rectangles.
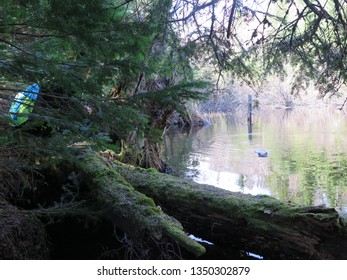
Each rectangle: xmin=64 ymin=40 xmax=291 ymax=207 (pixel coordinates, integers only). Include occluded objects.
xmin=163 ymin=107 xmax=347 ymax=212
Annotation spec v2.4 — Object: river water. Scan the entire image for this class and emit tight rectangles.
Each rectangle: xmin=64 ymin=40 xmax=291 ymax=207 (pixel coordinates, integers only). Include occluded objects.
xmin=163 ymin=107 xmax=347 ymax=212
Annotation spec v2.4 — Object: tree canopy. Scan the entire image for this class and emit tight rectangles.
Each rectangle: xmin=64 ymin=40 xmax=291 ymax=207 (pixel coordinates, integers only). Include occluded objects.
xmin=171 ymin=0 xmax=347 ymax=95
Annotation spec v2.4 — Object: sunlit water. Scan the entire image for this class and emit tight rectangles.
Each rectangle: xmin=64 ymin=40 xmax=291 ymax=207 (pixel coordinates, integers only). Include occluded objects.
xmin=163 ymin=107 xmax=347 ymax=212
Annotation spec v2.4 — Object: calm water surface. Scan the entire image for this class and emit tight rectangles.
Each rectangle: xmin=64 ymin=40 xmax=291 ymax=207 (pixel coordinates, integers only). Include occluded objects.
xmin=163 ymin=107 xmax=347 ymax=212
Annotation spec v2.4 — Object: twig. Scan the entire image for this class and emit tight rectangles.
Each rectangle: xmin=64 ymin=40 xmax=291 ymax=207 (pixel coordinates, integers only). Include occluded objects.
xmin=338 ymin=96 xmax=347 ymax=110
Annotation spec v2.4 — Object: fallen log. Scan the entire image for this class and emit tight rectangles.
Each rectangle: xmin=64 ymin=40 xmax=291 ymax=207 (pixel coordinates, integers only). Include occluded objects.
xmin=74 ymin=149 xmax=205 ymax=257
xmin=114 ymin=163 xmax=347 ymax=259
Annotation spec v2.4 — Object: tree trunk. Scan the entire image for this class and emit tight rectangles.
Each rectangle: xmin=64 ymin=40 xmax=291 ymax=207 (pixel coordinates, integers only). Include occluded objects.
xmin=114 ymin=163 xmax=347 ymax=259
xmin=75 ymin=149 xmax=205 ymax=257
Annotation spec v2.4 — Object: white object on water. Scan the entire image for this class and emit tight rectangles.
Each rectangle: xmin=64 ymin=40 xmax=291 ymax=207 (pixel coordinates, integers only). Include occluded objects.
xmin=188 ymin=234 xmax=214 ymax=245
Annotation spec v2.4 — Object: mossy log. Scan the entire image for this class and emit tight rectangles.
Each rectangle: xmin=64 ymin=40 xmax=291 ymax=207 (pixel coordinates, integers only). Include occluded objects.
xmin=74 ymin=149 xmax=205 ymax=257
xmin=114 ymin=163 xmax=347 ymax=259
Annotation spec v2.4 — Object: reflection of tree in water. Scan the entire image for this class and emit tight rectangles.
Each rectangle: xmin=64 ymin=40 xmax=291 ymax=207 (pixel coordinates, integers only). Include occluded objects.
xmin=267 ymin=149 xmax=347 ymax=209
xmin=237 ymin=173 xmax=267 ymax=193
xmin=324 ymin=153 xmax=347 ymax=210
xmin=162 ymin=125 xmax=205 ymax=178
xmin=186 ymin=154 xmax=201 ymax=179
xmin=238 ymin=174 xmax=246 ymax=192
xmin=163 ymin=114 xmax=240 ymax=178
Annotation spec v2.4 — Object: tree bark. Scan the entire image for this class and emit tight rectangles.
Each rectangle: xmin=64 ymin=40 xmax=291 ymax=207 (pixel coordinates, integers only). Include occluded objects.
xmin=114 ymin=162 xmax=347 ymax=259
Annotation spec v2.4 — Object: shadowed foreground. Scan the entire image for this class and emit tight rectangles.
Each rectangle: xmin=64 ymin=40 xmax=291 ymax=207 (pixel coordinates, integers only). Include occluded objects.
xmin=1 ymin=148 xmax=347 ymax=259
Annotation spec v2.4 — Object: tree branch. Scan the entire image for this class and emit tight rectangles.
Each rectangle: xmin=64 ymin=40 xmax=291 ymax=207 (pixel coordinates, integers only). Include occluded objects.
xmin=226 ymin=0 xmax=238 ymax=39
xmin=169 ymin=0 xmax=220 ymax=23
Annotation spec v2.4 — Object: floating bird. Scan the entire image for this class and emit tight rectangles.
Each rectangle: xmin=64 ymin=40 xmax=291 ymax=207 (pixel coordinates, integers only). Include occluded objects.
xmin=255 ymin=150 xmax=268 ymax=157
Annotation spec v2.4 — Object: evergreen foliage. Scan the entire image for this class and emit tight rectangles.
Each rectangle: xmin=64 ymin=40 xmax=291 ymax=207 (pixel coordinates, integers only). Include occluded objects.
xmin=0 ymin=0 xmax=209 ymax=172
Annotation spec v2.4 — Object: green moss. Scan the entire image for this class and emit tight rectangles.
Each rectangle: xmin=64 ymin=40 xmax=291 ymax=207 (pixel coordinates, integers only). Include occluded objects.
xmin=146 ymin=168 xmax=158 ymax=173
xmin=77 ymin=150 xmax=207 ymax=256
xmin=135 ymin=193 xmax=157 ymax=209
xmin=160 ymin=219 xmax=206 ymax=257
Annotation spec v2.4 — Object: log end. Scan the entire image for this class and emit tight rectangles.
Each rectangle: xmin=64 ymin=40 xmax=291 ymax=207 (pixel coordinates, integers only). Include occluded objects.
xmin=160 ymin=219 xmax=206 ymax=257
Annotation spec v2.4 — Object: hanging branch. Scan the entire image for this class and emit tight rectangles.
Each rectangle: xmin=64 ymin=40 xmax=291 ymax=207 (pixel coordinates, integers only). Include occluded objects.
xmin=338 ymin=96 xmax=347 ymax=111
xmin=169 ymin=0 xmax=220 ymax=23
xmin=134 ymin=72 xmax=144 ymax=95
xmin=226 ymin=0 xmax=238 ymax=39
xmin=113 ymin=0 xmax=136 ymax=10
